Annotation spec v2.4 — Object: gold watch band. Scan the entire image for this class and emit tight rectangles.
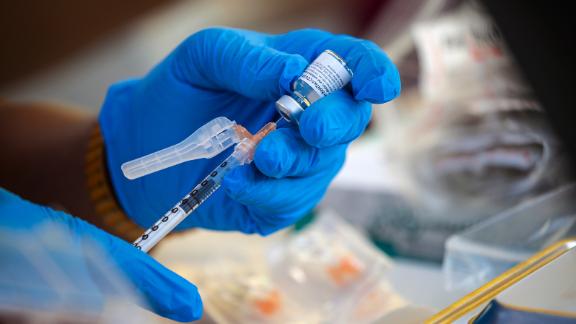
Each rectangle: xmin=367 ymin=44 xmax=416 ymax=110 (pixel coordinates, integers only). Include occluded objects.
xmin=85 ymin=124 xmax=143 ymax=242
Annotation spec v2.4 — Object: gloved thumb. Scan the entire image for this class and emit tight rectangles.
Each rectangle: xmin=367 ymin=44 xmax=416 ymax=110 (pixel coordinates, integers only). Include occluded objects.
xmin=70 ymin=216 xmax=204 ymax=322
xmin=107 ymin=239 xmax=203 ymax=322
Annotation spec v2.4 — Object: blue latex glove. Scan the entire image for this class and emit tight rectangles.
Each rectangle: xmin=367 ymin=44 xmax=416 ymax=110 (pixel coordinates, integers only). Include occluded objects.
xmin=0 ymin=188 xmax=202 ymax=322
xmin=100 ymin=28 xmax=400 ymax=235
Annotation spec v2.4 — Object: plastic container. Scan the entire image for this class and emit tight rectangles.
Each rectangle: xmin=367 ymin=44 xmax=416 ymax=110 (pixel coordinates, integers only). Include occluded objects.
xmin=443 ymin=184 xmax=576 ymax=291
xmin=431 ymin=239 xmax=576 ymax=323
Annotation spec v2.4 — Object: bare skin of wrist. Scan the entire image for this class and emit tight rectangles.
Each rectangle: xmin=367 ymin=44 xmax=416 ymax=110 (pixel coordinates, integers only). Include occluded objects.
xmin=0 ymin=100 xmax=103 ymax=228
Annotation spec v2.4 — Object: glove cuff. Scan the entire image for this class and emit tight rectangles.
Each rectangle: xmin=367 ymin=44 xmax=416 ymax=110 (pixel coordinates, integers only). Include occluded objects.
xmin=85 ymin=123 xmax=144 ymax=241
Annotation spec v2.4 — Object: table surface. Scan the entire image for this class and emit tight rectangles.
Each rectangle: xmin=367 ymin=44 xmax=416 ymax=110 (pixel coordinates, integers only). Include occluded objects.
xmin=153 ymin=229 xmax=470 ymax=322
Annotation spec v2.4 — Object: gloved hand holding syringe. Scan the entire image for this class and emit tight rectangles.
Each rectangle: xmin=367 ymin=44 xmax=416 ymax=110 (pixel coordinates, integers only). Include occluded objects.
xmin=125 ymin=120 xmax=276 ymax=252
xmin=122 ymin=50 xmax=353 ymax=252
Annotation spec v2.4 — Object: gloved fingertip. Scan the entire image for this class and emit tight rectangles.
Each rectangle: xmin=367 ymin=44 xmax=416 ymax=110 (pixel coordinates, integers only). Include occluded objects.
xmin=117 ymin=243 xmax=204 ymax=322
xmin=299 ymin=104 xmax=339 ymax=148
xmin=278 ymin=55 xmax=308 ymax=95
xmin=222 ymin=167 xmax=245 ymax=194
xmin=355 ymin=70 xmax=401 ymax=103
xmin=222 ymin=166 xmax=259 ymax=201
xmin=162 ymin=282 xmax=204 ymax=322
xmin=254 ymin=135 xmax=291 ymax=178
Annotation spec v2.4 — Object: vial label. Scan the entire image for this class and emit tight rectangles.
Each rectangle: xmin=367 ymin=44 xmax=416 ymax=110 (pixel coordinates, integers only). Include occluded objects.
xmin=300 ymin=50 xmax=353 ymax=98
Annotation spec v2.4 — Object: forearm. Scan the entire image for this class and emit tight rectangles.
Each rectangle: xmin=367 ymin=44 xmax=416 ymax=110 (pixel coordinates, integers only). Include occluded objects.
xmin=0 ymin=100 xmax=101 ymax=226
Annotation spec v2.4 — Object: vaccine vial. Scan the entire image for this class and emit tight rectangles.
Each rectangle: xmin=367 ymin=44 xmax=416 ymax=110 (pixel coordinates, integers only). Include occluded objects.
xmin=276 ymin=50 xmax=353 ymax=123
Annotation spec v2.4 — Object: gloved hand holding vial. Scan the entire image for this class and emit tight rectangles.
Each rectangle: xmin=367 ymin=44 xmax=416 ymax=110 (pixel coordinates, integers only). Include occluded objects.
xmin=123 ymin=49 xmax=361 ymax=252
xmin=101 ymin=28 xmax=401 ymax=239
xmin=0 ymin=27 xmax=400 ymax=323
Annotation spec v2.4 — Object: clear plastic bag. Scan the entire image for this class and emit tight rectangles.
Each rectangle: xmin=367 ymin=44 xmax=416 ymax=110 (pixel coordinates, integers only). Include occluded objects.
xmin=267 ymin=211 xmax=405 ymax=323
xmin=175 ymin=211 xmax=405 ymax=323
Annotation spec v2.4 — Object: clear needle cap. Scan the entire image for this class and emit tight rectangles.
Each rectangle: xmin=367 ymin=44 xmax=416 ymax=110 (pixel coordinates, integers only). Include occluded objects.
xmin=121 ymin=117 xmax=241 ymax=180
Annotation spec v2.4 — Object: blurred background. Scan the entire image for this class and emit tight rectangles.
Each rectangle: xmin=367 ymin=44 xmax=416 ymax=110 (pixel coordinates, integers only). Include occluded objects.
xmin=1 ymin=0 xmax=576 ymax=322
xmin=0 ymin=0 xmax=384 ymax=109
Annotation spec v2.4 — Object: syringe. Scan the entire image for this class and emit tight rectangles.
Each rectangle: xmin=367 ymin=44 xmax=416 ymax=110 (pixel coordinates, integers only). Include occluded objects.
xmin=132 ymin=122 xmax=276 ymax=252
xmin=128 ymin=49 xmax=353 ymax=252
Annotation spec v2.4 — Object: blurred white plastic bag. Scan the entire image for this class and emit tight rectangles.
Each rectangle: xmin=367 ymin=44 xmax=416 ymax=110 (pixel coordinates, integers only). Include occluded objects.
xmin=381 ymin=2 xmax=572 ymax=228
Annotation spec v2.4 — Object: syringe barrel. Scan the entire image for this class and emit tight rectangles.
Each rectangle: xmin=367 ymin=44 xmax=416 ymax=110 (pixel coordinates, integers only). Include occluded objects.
xmin=133 ymin=153 xmax=243 ymax=252
xmin=132 ymin=122 xmax=276 ymax=252
xmin=275 ymin=50 xmax=353 ymax=123
xmin=136 ymin=206 xmax=188 ymax=252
